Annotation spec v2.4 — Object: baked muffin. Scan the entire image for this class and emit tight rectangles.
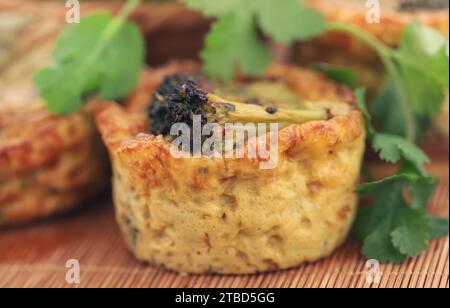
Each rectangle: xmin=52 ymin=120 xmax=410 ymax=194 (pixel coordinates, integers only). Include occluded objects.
xmin=0 ymin=91 xmax=110 ymax=226
xmin=0 ymin=3 xmax=110 ymax=225
xmin=96 ymin=63 xmax=366 ymax=274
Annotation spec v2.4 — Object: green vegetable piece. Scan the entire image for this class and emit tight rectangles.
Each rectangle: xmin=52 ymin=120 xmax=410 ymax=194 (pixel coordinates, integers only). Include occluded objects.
xmin=34 ymin=0 xmax=144 ymax=114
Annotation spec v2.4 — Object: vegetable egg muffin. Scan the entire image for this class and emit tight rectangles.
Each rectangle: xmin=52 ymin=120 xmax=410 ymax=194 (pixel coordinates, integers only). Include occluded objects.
xmin=0 ymin=87 xmax=110 ymax=226
xmin=0 ymin=5 xmax=109 ymax=226
xmin=96 ymin=62 xmax=365 ymax=274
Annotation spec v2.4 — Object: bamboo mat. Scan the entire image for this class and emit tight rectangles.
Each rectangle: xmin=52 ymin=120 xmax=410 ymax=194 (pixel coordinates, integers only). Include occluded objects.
xmin=0 ymin=161 xmax=448 ymax=288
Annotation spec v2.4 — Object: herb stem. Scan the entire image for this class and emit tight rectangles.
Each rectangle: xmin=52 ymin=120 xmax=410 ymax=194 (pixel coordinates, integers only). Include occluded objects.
xmin=118 ymin=0 xmax=141 ymax=20
xmin=71 ymin=0 xmax=141 ymax=103
xmin=327 ymin=22 xmax=390 ymax=59
xmin=91 ymin=0 xmax=141 ymax=62
xmin=327 ymin=22 xmax=416 ymax=142
xmin=382 ymin=60 xmax=416 ymax=142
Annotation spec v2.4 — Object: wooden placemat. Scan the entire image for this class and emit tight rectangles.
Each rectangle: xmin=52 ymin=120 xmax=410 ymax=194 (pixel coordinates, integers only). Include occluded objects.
xmin=0 ymin=162 xmax=448 ymax=288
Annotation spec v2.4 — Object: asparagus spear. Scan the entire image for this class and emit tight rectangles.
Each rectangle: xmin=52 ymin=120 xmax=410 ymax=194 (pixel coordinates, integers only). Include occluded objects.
xmin=148 ymin=74 xmax=329 ymax=136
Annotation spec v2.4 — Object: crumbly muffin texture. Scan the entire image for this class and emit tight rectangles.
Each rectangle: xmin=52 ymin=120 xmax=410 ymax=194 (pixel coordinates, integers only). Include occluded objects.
xmin=0 ymin=96 xmax=109 ymax=226
xmin=96 ymin=63 xmax=365 ymax=274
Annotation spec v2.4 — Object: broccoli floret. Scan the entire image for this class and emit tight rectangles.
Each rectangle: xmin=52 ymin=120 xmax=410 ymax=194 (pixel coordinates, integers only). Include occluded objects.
xmin=148 ymin=74 xmax=211 ymax=135
xmin=147 ymin=73 xmax=329 ymax=137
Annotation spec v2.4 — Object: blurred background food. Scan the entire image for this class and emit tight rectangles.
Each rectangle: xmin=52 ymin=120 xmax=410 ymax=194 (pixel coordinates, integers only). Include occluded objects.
xmin=0 ymin=0 xmax=208 ymax=87
xmin=297 ymin=0 xmax=448 ymax=94
xmin=296 ymin=0 xmax=449 ymax=145
xmin=0 ymin=1 xmax=95 ymax=225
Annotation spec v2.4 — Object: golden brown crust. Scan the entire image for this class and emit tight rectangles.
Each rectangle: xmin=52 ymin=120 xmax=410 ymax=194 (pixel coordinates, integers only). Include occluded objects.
xmin=97 ymin=104 xmax=363 ymax=189
xmin=0 ymin=100 xmax=88 ymax=178
xmin=0 ymin=93 xmax=109 ymax=226
xmin=98 ymin=63 xmax=362 ymax=157
xmin=0 ymin=2 xmax=117 ymax=225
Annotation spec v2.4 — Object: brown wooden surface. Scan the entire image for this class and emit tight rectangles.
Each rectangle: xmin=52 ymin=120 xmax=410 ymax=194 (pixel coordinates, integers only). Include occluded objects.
xmin=0 ymin=160 xmax=448 ymax=288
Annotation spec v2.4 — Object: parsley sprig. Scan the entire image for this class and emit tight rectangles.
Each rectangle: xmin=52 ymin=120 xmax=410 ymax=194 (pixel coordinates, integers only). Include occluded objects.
xmin=34 ymin=0 xmax=144 ymax=114
xmin=356 ymin=89 xmax=448 ymax=263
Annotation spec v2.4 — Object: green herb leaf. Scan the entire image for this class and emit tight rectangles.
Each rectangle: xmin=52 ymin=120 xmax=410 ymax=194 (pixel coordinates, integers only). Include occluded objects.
xmin=371 ymin=81 xmax=432 ymax=141
xmin=35 ymin=1 xmax=144 ymax=114
xmin=201 ymin=12 xmax=271 ymax=81
xmin=394 ymin=21 xmax=449 ymax=116
xmin=355 ymin=88 xmax=371 ymax=121
xmin=390 ymin=207 xmax=430 ymax=257
xmin=355 ymin=87 xmax=379 ymax=142
xmin=256 ymin=0 xmax=326 ymax=43
xmin=313 ymin=63 xmax=357 ymax=88
xmin=186 ymin=0 xmax=326 ymax=80
xmin=182 ymin=0 xmax=244 ymax=17
xmin=355 ymin=172 xmax=432 ymax=262
xmin=428 ymin=216 xmax=450 ymax=239
xmin=372 ymin=133 xmax=430 ymax=169
xmin=371 ymin=80 xmax=410 ymax=137
xmin=355 ymin=90 xmax=443 ymax=263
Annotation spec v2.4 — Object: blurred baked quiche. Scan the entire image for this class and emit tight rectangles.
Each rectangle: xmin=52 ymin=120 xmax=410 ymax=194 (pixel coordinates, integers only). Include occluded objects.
xmin=0 ymin=93 xmax=109 ymax=226
xmin=96 ymin=62 xmax=365 ymax=274
xmin=0 ymin=3 xmax=109 ymax=225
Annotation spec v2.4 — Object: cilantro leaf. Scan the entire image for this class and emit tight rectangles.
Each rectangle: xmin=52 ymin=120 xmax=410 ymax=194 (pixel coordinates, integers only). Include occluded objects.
xmin=182 ymin=0 xmax=243 ymax=17
xmin=35 ymin=1 xmax=144 ymax=115
xmin=256 ymin=0 xmax=326 ymax=43
xmin=186 ymin=0 xmax=326 ymax=81
xmin=357 ymin=84 xmax=431 ymax=170
xmin=371 ymin=81 xmax=432 ymax=141
xmin=355 ymin=90 xmax=443 ymax=263
xmin=390 ymin=207 xmax=430 ymax=257
xmin=355 ymin=172 xmax=432 ymax=262
xmin=201 ymin=12 xmax=271 ymax=81
xmin=371 ymin=80 xmax=411 ymax=137
xmin=313 ymin=63 xmax=357 ymax=88
xmin=400 ymin=161 xmax=438 ymax=210
xmin=355 ymin=178 xmax=412 ymax=263
xmin=394 ymin=21 xmax=449 ymax=116
xmin=372 ymin=133 xmax=430 ymax=169
xmin=428 ymin=216 xmax=450 ymax=239
xmin=361 ymin=231 xmax=406 ymax=264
